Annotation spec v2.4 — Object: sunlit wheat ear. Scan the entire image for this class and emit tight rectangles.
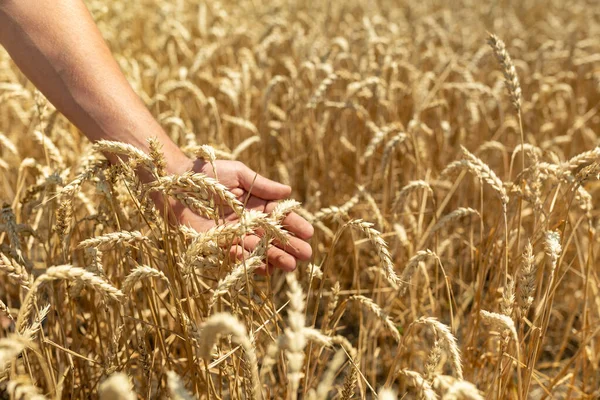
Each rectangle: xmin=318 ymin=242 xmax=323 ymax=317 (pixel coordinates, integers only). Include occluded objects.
xmin=209 ymin=237 xmax=268 ymax=309
xmin=0 ymin=253 xmax=30 ymax=287
xmin=148 ymin=171 xmax=244 ymax=215
xmin=93 ymin=139 xmax=154 ymax=171
xmin=147 ymin=137 xmax=166 ymax=177
xmin=17 ymin=266 xmax=123 ymax=332
xmin=32 ymin=130 xmax=64 ymax=167
xmin=313 ymin=193 xmax=361 ymax=222
xmin=487 ymin=33 xmax=522 ymax=111
xmin=167 ymin=371 xmax=195 ymax=400
xmin=306 ymin=263 xmax=323 ymax=281
xmin=447 ymin=381 xmax=484 ymax=400
xmin=21 ymin=304 xmax=50 ymax=342
xmin=220 ymin=111 xmax=255 ymax=134
xmin=563 ymin=146 xmax=600 ymax=171
xmin=479 ymin=310 xmax=518 ymax=344
xmin=340 ymin=356 xmax=359 ymax=400
xmin=1 ymin=203 xmax=22 ymax=259
xmin=425 ymin=338 xmax=442 ymax=382
xmin=302 ymin=328 xmax=358 ymax=360
xmin=416 ymin=317 xmax=463 ymax=379
xmin=59 ymin=161 xmax=105 ymax=197
xmin=307 ymin=72 xmax=338 ymax=108
xmin=544 ymin=230 xmax=562 ymax=271
xmin=0 ymin=132 xmax=19 ymax=157
xmin=232 ymin=136 xmax=261 ymax=160
xmin=347 ymin=220 xmax=399 ymax=287
xmin=362 ymin=121 xmax=398 ymax=162
xmin=434 ymin=376 xmax=484 ymax=400
xmin=518 ymin=241 xmax=536 ymax=318
xmin=195 ymin=143 xmax=218 ymax=179
xmin=197 ymin=313 xmax=261 ymax=400
xmin=381 ymin=132 xmax=408 ymax=173
xmin=349 ymin=295 xmax=401 ymax=342
xmin=6 ymin=376 xmax=46 ymax=400
xmin=398 ymin=369 xmax=438 ymax=400
xmin=98 ymin=372 xmax=137 ymax=400
xmin=392 ymin=180 xmax=433 ymax=211
xmin=510 ymin=143 xmax=543 ymax=169
xmin=460 ymin=146 xmax=509 ymax=206
xmin=313 ymin=349 xmax=346 ymax=400
xmin=180 ymin=210 xmax=266 ymax=264
xmin=378 ymin=388 xmax=398 ymax=400
xmin=76 ymin=230 xmax=150 ymax=250
xmin=54 ymin=199 xmax=72 ymax=243
xmin=362 ymin=190 xmax=385 ymax=229
xmin=121 ymin=265 xmax=169 ymax=294
xmin=501 ymin=279 xmax=516 ymax=318
xmin=0 ymin=335 xmax=33 ymax=372
xmin=259 ymin=340 xmax=281 ymax=381
xmin=574 ymin=161 xmax=600 ymax=186
xmin=270 ymin=199 xmax=301 ymax=223
xmin=430 ymin=207 xmax=480 ymax=235
xmin=326 ymin=281 xmax=341 ymax=331
xmin=573 ymin=185 xmax=593 ymax=215
xmin=398 ymin=250 xmax=438 ymax=296
xmin=0 ymin=300 xmax=13 ymax=324
xmin=284 ymin=273 xmax=307 ymax=400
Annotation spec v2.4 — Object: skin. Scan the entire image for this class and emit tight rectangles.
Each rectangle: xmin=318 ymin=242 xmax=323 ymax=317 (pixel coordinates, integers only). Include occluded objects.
xmin=0 ymin=0 xmax=313 ymax=273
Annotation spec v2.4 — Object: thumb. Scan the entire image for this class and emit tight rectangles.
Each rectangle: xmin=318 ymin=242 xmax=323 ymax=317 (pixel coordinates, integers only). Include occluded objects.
xmin=237 ymin=163 xmax=291 ymax=200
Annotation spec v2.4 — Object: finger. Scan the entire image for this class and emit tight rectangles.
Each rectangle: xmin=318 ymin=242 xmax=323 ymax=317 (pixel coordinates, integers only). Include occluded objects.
xmin=237 ymin=163 xmax=292 ymax=200
xmin=240 ymin=234 xmax=297 ymax=272
xmin=255 ymin=263 xmax=276 ymax=276
xmin=252 ymin=226 xmax=312 ymax=261
xmin=229 ymin=244 xmax=250 ymax=261
xmin=274 ymin=235 xmax=313 ymax=262
xmin=263 ymin=202 xmax=314 ymax=240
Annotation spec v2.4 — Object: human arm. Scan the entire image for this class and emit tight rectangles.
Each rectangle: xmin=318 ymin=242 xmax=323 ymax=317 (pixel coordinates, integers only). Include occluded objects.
xmin=0 ymin=0 xmax=313 ymax=271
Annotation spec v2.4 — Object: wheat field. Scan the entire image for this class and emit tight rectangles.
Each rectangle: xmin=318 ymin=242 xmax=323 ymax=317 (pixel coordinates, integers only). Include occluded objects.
xmin=1 ymin=0 xmax=600 ymax=399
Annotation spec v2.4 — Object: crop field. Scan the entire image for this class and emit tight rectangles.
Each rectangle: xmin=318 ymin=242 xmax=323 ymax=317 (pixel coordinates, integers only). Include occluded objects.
xmin=1 ymin=0 xmax=600 ymax=399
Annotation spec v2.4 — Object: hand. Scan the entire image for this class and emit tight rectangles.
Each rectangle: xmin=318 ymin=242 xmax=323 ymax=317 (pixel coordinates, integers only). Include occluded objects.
xmin=165 ymin=158 xmax=314 ymax=274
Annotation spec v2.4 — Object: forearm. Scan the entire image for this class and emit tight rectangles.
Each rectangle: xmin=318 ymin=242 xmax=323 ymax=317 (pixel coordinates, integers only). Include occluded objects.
xmin=0 ymin=0 xmax=186 ymax=171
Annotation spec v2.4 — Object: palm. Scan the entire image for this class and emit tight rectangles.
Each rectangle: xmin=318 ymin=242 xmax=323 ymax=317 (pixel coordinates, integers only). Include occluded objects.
xmin=172 ymin=159 xmax=313 ymax=273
